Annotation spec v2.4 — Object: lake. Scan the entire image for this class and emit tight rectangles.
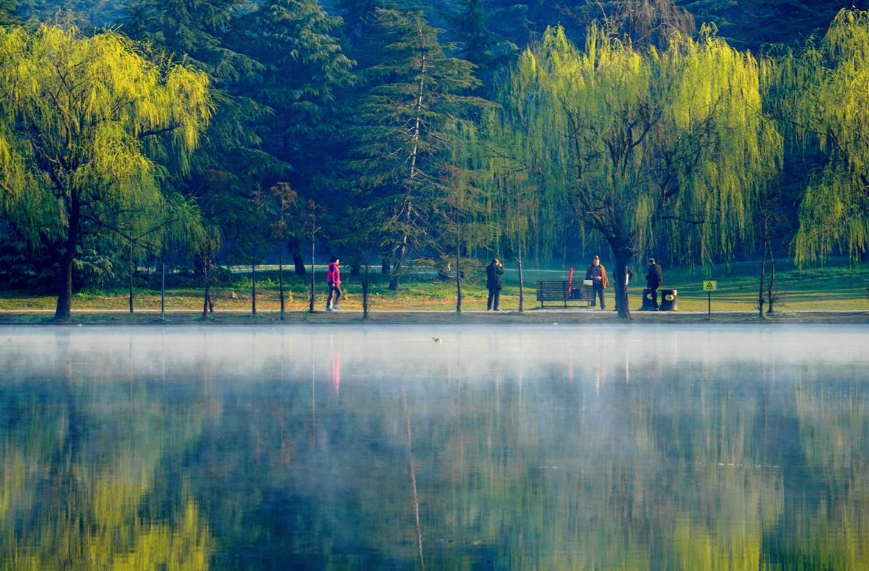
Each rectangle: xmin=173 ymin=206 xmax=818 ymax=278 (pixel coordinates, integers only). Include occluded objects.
xmin=1 ymin=324 xmax=867 ymax=570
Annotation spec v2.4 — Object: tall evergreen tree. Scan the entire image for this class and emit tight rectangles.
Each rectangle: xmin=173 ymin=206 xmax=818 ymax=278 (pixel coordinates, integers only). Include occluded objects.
xmin=0 ymin=0 xmax=19 ymax=25
xmin=449 ymin=0 xmax=517 ymax=90
xmin=241 ymin=0 xmax=354 ymax=173
xmin=346 ymin=8 xmax=485 ymax=290
xmin=235 ymin=0 xmax=354 ymax=273
xmin=122 ymin=0 xmax=285 ymax=272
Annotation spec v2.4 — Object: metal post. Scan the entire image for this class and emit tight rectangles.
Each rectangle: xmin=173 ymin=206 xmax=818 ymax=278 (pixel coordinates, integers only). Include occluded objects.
xmin=707 ymin=291 xmax=711 ymax=320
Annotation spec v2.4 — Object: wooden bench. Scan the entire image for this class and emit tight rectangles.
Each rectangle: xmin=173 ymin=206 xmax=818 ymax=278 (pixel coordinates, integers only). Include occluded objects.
xmin=536 ymin=280 xmax=591 ymax=308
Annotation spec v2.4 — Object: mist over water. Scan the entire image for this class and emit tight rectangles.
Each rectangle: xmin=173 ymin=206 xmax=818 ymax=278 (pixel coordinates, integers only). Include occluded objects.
xmin=2 ymin=324 xmax=868 ymax=570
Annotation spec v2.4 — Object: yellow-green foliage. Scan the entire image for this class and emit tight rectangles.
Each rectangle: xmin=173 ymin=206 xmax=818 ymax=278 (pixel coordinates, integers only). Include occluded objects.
xmin=0 ymin=23 xmax=212 ymax=239
xmin=771 ymin=9 xmax=869 ymax=264
xmin=506 ymin=24 xmax=780 ymax=262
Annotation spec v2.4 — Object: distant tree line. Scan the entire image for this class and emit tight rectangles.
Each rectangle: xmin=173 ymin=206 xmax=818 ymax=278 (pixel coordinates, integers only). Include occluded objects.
xmin=1 ymin=0 xmax=867 ymax=318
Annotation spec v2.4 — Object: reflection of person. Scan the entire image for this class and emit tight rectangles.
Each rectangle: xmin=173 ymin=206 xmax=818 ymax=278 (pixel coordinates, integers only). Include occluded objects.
xmin=486 ymin=258 xmax=504 ymax=311
xmin=326 ymin=256 xmax=342 ymax=311
xmin=585 ymin=255 xmax=608 ymax=309
xmin=645 ymin=257 xmax=663 ymax=310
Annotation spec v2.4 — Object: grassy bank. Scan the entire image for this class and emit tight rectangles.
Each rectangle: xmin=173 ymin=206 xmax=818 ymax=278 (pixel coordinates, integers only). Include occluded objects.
xmin=2 ymin=258 xmax=868 ymax=317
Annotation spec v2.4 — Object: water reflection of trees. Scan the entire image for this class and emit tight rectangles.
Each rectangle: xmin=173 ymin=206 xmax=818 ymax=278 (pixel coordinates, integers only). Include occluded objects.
xmin=2 ymin=331 xmax=868 ymax=570
xmin=0 ymin=334 xmax=211 ymax=570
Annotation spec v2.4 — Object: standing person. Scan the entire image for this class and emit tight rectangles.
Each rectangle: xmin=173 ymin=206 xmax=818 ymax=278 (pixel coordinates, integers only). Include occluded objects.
xmin=585 ymin=255 xmax=608 ymax=309
xmin=326 ymin=256 xmax=342 ymax=311
xmin=486 ymin=258 xmax=504 ymax=311
xmin=645 ymin=257 xmax=663 ymax=310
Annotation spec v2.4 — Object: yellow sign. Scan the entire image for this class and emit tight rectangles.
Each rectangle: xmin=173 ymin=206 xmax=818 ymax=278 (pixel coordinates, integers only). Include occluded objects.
xmin=703 ymin=280 xmax=717 ymax=291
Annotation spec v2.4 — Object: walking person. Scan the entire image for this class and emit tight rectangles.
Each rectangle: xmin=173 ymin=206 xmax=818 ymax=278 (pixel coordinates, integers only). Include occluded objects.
xmin=486 ymin=258 xmax=504 ymax=311
xmin=585 ymin=255 xmax=608 ymax=310
xmin=645 ymin=257 xmax=663 ymax=310
xmin=326 ymin=256 xmax=342 ymax=311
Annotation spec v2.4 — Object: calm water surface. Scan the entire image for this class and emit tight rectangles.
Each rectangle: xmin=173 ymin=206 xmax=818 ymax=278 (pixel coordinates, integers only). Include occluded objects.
xmin=1 ymin=324 xmax=868 ymax=570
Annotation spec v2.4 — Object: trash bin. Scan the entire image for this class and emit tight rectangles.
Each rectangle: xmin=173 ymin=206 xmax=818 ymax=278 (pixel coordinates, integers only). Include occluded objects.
xmin=641 ymin=288 xmax=658 ymax=310
xmin=660 ymin=289 xmax=678 ymax=311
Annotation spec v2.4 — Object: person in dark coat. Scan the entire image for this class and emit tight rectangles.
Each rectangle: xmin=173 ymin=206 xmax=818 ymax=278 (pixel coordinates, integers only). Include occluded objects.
xmin=645 ymin=257 xmax=663 ymax=310
xmin=486 ymin=258 xmax=504 ymax=311
xmin=585 ymin=255 xmax=608 ymax=309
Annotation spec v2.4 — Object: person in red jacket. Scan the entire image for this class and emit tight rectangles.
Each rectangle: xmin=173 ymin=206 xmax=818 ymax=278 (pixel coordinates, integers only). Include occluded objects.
xmin=326 ymin=257 xmax=342 ymax=311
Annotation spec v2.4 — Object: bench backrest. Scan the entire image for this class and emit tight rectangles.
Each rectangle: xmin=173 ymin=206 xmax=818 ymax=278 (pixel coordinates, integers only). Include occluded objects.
xmin=536 ymin=281 xmax=570 ymax=299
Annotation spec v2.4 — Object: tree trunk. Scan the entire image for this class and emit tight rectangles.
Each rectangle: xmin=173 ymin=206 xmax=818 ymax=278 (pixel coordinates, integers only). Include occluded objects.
xmin=309 ymin=231 xmax=316 ymax=313
xmin=279 ymin=254 xmax=285 ymax=320
xmin=391 ymin=29 xmax=427 ymax=292
xmin=613 ymin=252 xmax=632 ymax=319
xmin=251 ymin=262 xmax=257 ymax=316
xmin=390 ymin=217 xmax=410 ymax=291
xmin=517 ymin=255 xmax=525 ymax=312
xmin=758 ymin=252 xmax=766 ymax=318
xmin=767 ymin=249 xmax=776 ymax=314
xmin=455 ymin=244 xmax=462 ymax=314
xmin=362 ymin=264 xmax=370 ymax=319
xmin=289 ymin=236 xmax=306 ymax=276
xmin=54 ymin=192 xmax=81 ymax=321
xmin=128 ymin=241 xmax=135 ymax=314
xmin=202 ymin=256 xmax=211 ymax=320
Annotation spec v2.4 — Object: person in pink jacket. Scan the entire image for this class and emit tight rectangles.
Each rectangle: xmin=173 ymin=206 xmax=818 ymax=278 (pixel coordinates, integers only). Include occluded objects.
xmin=326 ymin=256 xmax=342 ymax=311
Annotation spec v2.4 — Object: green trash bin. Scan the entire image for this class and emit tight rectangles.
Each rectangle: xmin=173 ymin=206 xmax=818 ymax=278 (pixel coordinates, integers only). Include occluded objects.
xmin=660 ymin=289 xmax=678 ymax=311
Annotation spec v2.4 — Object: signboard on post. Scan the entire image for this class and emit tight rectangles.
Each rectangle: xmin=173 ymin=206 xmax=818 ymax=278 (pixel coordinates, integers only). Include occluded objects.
xmin=703 ymin=281 xmax=717 ymax=318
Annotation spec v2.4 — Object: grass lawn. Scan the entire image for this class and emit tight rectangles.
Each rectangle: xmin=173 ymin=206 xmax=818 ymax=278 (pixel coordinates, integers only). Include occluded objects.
xmin=1 ymin=257 xmax=868 ymax=316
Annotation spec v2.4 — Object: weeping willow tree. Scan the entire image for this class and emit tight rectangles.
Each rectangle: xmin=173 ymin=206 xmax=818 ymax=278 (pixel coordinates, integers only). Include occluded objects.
xmin=101 ymin=192 xmax=206 ymax=313
xmin=439 ymin=120 xmax=497 ymax=313
xmin=767 ymin=9 xmax=869 ymax=265
xmin=505 ymin=25 xmax=780 ymax=318
xmin=0 ymin=25 xmax=212 ymax=320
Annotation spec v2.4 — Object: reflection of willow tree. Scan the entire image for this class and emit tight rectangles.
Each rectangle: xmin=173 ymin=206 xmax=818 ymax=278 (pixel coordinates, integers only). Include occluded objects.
xmin=764 ymin=374 xmax=869 ymax=569
xmin=402 ymin=359 xmax=786 ymax=570
xmin=0 ymin=351 xmax=211 ymax=570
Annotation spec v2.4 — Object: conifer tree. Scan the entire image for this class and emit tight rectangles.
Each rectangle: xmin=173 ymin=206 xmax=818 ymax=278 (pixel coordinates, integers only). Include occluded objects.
xmin=122 ymin=0 xmax=286 ymax=280
xmin=0 ymin=0 xmax=19 ymax=26
xmin=450 ymin=0 xmax=517 ymax=91
xmin=346 ymin=8 xmax=485 ymax=290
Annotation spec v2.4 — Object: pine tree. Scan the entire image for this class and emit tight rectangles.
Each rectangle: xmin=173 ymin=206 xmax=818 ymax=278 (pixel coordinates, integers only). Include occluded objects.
xmin=450 ymin=0 xmax=517 ymax=90
xmin=122 ymin=0 xmax=287 ymax=278
xmin=241 ymin=0 xmax=354 ymax=169
xmin=346 ymin=8 xmax=486 ymax=290
xmin=0 ymin=0 xmax=19 ymax=26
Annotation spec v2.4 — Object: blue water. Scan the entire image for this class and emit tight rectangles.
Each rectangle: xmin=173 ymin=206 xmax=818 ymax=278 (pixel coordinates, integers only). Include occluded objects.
xmin=1 ymin=324 xmax=867 ymax=570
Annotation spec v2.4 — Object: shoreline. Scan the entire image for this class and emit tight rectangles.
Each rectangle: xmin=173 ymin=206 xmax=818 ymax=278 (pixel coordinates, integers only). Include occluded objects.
xmin=2 ymin=309 xmax=868 ymax=326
